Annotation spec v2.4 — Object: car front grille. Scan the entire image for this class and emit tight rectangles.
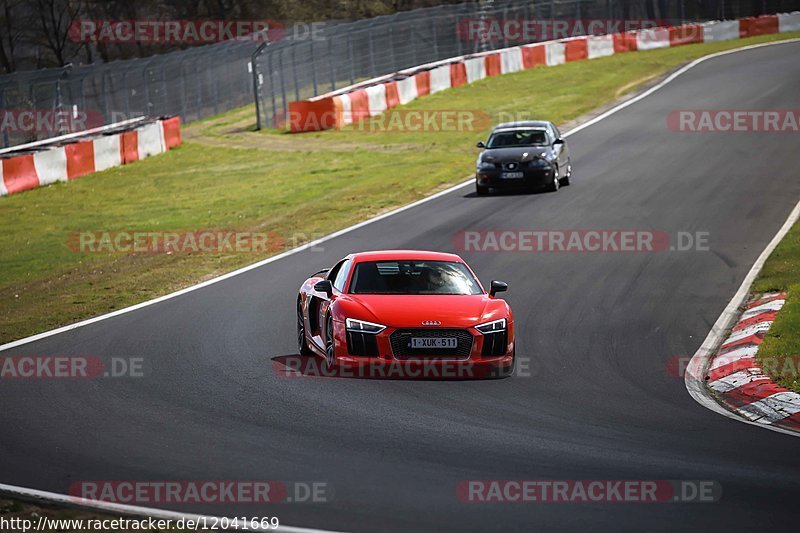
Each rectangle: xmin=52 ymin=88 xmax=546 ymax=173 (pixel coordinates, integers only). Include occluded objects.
xmin=390 ymin=329 xmax=474 ymax=359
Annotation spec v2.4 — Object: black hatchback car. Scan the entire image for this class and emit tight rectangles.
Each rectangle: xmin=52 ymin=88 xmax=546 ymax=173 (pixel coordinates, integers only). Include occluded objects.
xmin=475 ymin=121 xmax=572 ymax=195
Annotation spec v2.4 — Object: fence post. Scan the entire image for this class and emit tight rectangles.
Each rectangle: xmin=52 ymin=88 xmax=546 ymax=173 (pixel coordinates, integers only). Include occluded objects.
xmin=368 ymin=31 xmax=377 ymax=78
xmin=329 ymin=31 xmax=336 ymax=92
xmin=291 ymin=45 xmax=300 ymax=101
xmin=347 ymin=32 xmax=355 ymax=86
xmin=122 ymin=71 xmax=130 ymax=119
xmin=177 ymin=58 xmax=187 ymax=121
xmin=310 ymin=38 xmax=318 ymax=96
xmin=0 ymin=88 xmax=8 ymax=147
xmin=278 ymin=48 xmax=287 ymax=119
xmin=431 ymin=16 xmax=439 ymax=58
xmin=251 ymin=40 xmax=268 ymax=131
xmin=389 ymin=26 xmax=397 ymax=70
xmin=267 ymin=50 xmax=277 ymax=127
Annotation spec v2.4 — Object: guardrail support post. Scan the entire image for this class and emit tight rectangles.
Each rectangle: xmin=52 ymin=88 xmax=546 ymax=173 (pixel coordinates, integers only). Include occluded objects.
xmin=251 ymin=40 xmax=268 ymax=131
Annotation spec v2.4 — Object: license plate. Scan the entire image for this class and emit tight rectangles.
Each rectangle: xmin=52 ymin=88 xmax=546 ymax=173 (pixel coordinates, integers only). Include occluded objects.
xmin=501 ymin=171 xmax=524 ymax=179
xmin=410 ymin=337 xmax=458 ymax=349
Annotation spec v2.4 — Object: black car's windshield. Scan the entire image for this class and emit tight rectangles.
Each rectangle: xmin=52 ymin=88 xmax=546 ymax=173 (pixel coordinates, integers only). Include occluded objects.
xmin=486 ymin=129 xmax=548 ymax=148
xmin=350 ymin=260 xmax=483 ymax=295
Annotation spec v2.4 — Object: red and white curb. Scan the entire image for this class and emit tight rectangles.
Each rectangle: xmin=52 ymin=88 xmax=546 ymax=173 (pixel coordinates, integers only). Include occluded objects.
xmin=705 ymin=293 xmax=800 ymax=431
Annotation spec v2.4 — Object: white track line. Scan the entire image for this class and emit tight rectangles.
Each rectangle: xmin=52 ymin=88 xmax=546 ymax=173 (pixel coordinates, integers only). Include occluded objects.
xmin=1 ymin=38 xmax=799 ymax=525
xmin=0 ymin=483 xmax=339 ymax=532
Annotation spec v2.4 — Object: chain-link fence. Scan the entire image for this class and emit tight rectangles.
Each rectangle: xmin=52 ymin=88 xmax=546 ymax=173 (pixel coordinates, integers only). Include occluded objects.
xmin=1 ymin=0 xmax=798 ymax=148
xmin=252 ymin=0 xmax=800 ymax=129
xmin=0 ymin=39 xmax=256 ymax=149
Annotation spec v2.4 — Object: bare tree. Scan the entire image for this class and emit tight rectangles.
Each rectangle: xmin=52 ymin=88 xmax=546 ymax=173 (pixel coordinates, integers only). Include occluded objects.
xmin=34 ymin=0 xmax=83 ymax=66
xmin=0 ymin=0 xmax=24 ymax=73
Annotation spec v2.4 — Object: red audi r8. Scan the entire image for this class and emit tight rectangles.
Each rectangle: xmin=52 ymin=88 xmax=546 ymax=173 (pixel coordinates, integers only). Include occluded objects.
xmin=296 ymin=250 xmax=515 ymax=378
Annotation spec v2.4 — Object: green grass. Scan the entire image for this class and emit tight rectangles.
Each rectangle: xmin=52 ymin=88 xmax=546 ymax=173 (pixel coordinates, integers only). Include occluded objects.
xmin=1 ymin=31 xmax=798 ymax=344
xmin=753 ymin=218 xmax=800 ymax=392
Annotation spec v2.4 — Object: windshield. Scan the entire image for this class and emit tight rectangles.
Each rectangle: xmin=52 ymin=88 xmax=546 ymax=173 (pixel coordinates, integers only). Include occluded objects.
xmin=350 ymin=260 xmax=483 ymax=295
xmin=486 ymin=129 xmax=548 ymax=148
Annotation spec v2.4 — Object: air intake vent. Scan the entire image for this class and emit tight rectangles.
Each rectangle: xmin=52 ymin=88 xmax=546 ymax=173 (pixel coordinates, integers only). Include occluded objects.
xmin=346 ymin=331 xmax=380 ymax=357
xmin=481 ymin=331 xmax=508 ymax=357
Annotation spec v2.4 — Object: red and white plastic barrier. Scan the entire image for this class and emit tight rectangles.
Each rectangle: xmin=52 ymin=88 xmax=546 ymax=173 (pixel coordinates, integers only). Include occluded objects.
xmin=636 ymin=27 xmax=671 ymax=50
xmin=500 ymin=48 xmax=524 ymax=74
xmin=464 ymin=56 xmax=487 ymax=83
xmin=1 ymin=116 xmax=181 ymax=197
xmin=544 ymin=41 xmax=566 ymax=66
xmin=587 ymin=34 xmax=615 ymax=59
xmin=779 ymin=12 xmax=800 ymax=32
xmin=702 ymin=20 xmax=739 ymax=41
xmin=429 ymin=65 xmax=452 ymax=94
xmin=284 ymin=12 xmax=798 ymax=133
xmin=396 ymin=77 xmax=419 ymax=105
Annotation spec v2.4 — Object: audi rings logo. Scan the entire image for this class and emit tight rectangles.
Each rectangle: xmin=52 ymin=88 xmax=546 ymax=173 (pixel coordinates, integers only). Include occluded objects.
xmin=422 ymin=320 xmax=442 ymax=326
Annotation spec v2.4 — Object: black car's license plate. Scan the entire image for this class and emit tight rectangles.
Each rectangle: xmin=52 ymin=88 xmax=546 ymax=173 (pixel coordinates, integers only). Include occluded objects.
xmin=410 ymin=337 xmax=458 ymax=349
xmin=501 ymin=171 xmax=524 ymax=179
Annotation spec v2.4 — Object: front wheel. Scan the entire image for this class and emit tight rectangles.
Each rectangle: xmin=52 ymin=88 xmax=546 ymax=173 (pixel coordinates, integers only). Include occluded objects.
xmin=297 ymin=300 xmax=312 ymax=355
xmin=548 ymin=167 xmax=560 ymax=192
xmin=324 ymin=314 xmax=337 ymax=369
xmin=559 ymin=162 xmax=572 ymax=186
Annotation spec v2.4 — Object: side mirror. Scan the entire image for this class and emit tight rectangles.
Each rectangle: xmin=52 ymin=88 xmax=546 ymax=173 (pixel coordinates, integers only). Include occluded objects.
xmin=476 ymin=141 xmax=486 ymax=148
xmin=314 ymin=280 xmax=333 ymax=297
xmin=489 ymin=280 xmax=508 ymax=297
xmin=553 ymin=138 xmax=565 ymax=146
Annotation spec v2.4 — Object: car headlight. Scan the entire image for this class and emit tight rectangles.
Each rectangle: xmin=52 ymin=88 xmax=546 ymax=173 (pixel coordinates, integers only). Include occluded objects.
xmin=476 ymin=318 xmax=506 ymax=334
xmin=477 ymin=161 xmax=496 ymax=170
xmin=345 ymin=318 xmax=386 ymax=334
xmin=528 ymin=157 xmax=551 ymax=168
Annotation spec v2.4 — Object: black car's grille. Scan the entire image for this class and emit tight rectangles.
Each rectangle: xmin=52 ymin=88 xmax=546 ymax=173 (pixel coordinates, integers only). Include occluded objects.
xmin=481 ymin=331 xmax=508 ymax=357
xmin=523 ymin=159 xmax=551 ymax=169
xmin=346 ymin=331 xmax=380 ymax=357
xmin=390 ymin=329 xmax=473 ymax=359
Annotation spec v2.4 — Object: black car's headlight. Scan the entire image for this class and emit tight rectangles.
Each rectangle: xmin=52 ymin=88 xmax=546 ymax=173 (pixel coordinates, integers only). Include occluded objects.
xmin=476 ymin=318 xmax=506 ymax=334
xmin=528 ymin=158 xmax=551 ymax=168
xmin=477 ymin=161 xmax=496 ymax=170
xmin=345 ymin=318 xmax=386 ymax=334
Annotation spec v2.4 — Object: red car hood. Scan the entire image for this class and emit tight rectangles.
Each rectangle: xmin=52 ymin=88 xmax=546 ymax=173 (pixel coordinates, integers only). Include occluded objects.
xmin=348 ymin=294 xmax=494 ymax=329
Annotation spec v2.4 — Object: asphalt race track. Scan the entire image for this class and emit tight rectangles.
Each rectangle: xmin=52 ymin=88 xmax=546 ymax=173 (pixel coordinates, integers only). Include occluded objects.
xmin=2 ymin=42 xmax=800 ymax=532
